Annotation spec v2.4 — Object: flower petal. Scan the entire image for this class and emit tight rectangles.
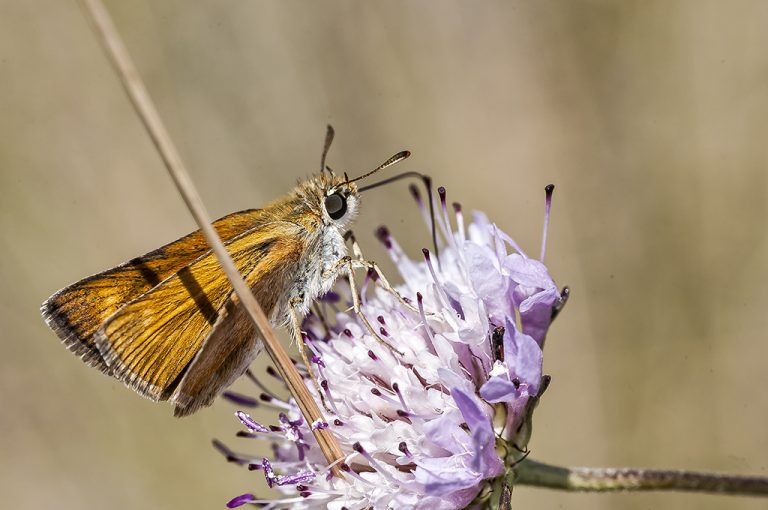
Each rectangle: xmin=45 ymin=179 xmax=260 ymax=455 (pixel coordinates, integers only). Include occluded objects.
xmin=480 ymin=377 xmax=520 ymax=403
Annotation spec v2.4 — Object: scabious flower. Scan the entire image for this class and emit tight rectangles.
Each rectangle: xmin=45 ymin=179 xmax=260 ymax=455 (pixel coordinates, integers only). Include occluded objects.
xmin=217 ymin=185 xmax=565 ymax=509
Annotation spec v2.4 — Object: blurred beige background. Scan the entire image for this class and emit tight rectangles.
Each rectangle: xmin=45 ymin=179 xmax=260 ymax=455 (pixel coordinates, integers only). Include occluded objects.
xmin=1 ymin=1 xmax=767 ymax=509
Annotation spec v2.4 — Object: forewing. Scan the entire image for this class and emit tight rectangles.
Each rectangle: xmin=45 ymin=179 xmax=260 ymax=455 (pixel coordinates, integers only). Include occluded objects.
xmin=41 ymin=209 xmax=264 ymax=371
xmin=94 ymin=223 xmax=303 ymax=402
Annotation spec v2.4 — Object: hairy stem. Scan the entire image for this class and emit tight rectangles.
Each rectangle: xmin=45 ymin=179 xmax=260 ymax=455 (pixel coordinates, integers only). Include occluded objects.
xmin=515 ymin=458 xmax=768 ymax=496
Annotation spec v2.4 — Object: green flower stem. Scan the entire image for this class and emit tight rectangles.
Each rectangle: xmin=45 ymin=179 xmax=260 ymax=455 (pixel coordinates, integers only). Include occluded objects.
xmin=514 ymin=458 xmax=768 ymax=496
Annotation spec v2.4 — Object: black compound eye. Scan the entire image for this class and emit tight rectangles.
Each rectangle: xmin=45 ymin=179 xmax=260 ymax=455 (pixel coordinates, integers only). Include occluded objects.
xmin=324 ymin=192 xmax=347 ymax=220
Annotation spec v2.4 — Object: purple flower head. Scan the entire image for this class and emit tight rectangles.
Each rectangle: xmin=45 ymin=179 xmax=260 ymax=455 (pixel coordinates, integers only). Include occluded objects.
xmin=217 ymin=186 xmax=563 ymax=509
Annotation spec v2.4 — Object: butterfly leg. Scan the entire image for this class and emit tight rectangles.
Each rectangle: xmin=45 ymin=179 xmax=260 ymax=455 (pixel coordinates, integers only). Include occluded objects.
xmin=339 ymin=256 xmax=405 ymax=357
xmin=344 ymin=231 xmax=421 ymax=314
xmin=288 ymin=298 xmax=331 ymax=412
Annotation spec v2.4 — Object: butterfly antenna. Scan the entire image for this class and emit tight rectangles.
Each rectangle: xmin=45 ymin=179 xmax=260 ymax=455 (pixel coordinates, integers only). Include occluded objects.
xmin=347 ymin=151 xmax=410 ymax=184
xmin=320 ymin=125 xmax=335 ymax=174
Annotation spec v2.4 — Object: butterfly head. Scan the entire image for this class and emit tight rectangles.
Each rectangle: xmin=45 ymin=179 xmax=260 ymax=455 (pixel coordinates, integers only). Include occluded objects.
xmin=290 ymin=146 xmax=411 ymax=233
xmin=286 ymin=172 xmax=360 ymax=233
xmin=316 ymin=149 xmax=411 ymax=227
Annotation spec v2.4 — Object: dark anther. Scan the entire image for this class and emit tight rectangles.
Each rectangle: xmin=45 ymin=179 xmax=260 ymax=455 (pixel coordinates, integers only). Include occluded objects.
xmin=375 ymin=226 xmax=392 ymax=249
xmin=539 ymin=375 xmax=552 ymax=397
xmin=551 ymin=286 xmax=570 ymax=321
xmin=409 ymin=184 xmax=421 ymax=202
xmin=491 ymin=326 xmax=506 ymax=363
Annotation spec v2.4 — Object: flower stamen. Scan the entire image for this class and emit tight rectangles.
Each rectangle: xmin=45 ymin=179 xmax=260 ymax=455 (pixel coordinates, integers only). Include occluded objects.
xmin=392 ymin=382 xmax=409 ymax=411
xmin=422 ymin=248 xmax=448 ymax=307
xmin=453 ymin=202 xmax=465 ymax=242
xmin=416 ymin=292 xmax=436 ymax=345
xmin=437 ymin=186 xmax=457 ymax=254
xmin=320 ymin=380 xmax=341 ymax=416
xmin=398 ymin=441 xmax=414 ymax=460
xmin=540 ymin=184 xmax=554 ymax=262
xmin=236 ymin=411 xmax=270 ymax=433
xmin=352 ymin=442 xmax=404 ymax=486
xmin=222 ymin=391 xmax=259 ymax=408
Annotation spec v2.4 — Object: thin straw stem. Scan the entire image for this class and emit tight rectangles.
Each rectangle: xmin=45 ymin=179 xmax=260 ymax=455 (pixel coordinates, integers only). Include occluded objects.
xmin=78 ymin=0 xmax=344 ymax=471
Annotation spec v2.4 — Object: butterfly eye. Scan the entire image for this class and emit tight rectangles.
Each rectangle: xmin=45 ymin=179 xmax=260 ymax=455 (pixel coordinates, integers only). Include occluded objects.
xmin=324 ymin=193 xmax=347 ymax=220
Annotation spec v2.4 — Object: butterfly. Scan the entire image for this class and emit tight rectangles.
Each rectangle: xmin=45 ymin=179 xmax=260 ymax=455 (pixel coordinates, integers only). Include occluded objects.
xmin=41 ymin=127 xmax=417 ymax=416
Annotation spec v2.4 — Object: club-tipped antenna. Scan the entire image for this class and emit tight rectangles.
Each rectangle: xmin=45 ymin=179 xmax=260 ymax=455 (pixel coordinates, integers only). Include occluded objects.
xmin=320 ymin=125 xmax=335 ymax=174
xmin=359 ymin=170 xmax=439 ymax=261
xmin=346 ymin=151 xmax=410 ymax=184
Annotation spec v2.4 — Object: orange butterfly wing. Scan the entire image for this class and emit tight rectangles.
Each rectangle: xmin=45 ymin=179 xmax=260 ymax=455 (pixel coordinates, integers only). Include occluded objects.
xmin=93 ymin=222 xmax=303 ymax=402
xmin=41 ymin=209 xmax=265 ymax=371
